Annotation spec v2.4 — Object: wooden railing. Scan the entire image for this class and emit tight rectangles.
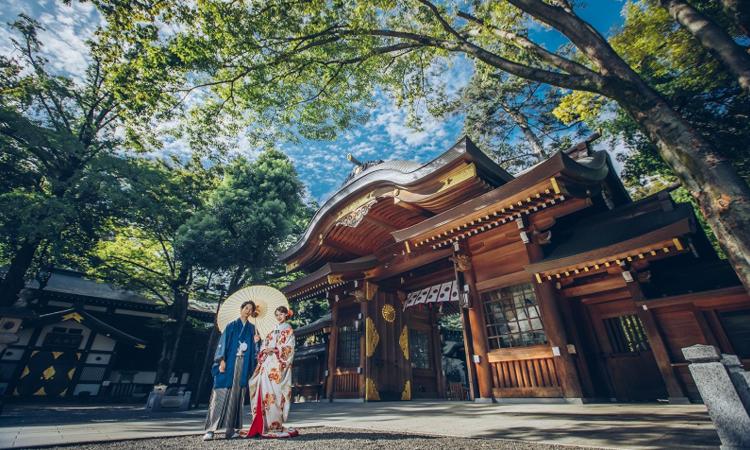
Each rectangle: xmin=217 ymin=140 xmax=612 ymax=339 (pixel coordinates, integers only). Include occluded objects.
xmin=487 ymin=345 xmax=562 ymax=398
xmin=333 ymin=368 xmax=359 ymax=398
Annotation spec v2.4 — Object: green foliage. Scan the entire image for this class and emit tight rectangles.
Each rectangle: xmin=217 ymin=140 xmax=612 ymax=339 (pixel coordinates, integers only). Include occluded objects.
xmin=89 ymin=156 xmax=216 ymax=305
xmin=0 ymin=16 xmax=148 ymax=301
xmin=560 ymin=2 xmax=750 ymax=187
xmin=437 ymin=73 xmax=585 ymax=171
xmin=89 ymin=0 xmax=539 ymax=145
xmin=288 ymin=297 xmax=329 ymax=328
xmin=179 ymin=149 xmax=305 ymax=277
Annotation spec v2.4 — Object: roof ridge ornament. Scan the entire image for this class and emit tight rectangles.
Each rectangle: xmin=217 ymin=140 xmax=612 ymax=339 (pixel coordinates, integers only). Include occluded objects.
xmin=342 ymin=154 xmax=385 ymax=186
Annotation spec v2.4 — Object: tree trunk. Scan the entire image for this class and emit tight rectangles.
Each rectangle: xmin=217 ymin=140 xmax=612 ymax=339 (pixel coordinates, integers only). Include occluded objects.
xmin=722 ymin=0 xmax=750 ymax=35
xmin=0 ymin=240 xmax=40 ymax=307
xmin=662 ymin=0 xmax=750 ymax=93
xmin=193 ymin=292 xmax=225 ymax=407
xmin=155 ymin=268 xmax=191 ymax=385
xmin=193 ymin=326 xmax=220 ymax=406
xmin=501 ymin=0 xmax=750 ymax=292
xmin=503 ymin=105 xmax=547 ymax=160
xmin=615 ymin=81 xmax=750 ymax=292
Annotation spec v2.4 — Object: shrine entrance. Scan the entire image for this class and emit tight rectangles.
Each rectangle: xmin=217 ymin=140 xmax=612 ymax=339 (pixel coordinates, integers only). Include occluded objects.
xmin=371 ymin=258 xmax=470 ymax=401
xmin=567 ymin=290 xmax=668 ymax=403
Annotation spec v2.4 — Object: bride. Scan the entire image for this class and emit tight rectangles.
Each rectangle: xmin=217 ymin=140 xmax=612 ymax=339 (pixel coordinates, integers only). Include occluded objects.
xmin=245 ymin=305 xmax=298 ymax=438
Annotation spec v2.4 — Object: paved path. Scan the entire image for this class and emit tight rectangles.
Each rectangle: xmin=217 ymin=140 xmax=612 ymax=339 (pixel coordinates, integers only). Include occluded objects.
xmin=0 ymin=401 xmax=719 ymax=449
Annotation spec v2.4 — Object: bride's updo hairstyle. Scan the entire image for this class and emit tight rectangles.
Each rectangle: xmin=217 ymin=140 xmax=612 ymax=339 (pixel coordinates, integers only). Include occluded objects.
xmin=275 ymin=306 xmax=293 ymax=318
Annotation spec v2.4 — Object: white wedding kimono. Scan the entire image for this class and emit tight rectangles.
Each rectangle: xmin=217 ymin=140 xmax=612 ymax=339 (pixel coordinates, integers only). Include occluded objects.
xmin=245 ymin=322 xmax=297 ymax=438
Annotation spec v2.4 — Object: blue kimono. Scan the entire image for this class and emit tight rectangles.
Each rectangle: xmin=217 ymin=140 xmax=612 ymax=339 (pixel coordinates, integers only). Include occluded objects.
xmin=205 ymin=318 xmax=259 ymax=434
xmin=211 ymin=318 xmax=258 ymax=389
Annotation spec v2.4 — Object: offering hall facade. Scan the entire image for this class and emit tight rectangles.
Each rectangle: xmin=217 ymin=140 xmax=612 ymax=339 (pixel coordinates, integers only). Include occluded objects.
xmin=283 ymin=137 xmax=750 ymax=403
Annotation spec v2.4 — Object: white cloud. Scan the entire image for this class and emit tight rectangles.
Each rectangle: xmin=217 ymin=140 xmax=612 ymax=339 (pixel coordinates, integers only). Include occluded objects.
xmin=0 ymin=0 xmax=103 ymax=80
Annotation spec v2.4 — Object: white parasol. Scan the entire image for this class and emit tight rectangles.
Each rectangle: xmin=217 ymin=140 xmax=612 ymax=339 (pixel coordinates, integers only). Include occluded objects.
xmin=216 ymin=285 xmax=289 ymax=337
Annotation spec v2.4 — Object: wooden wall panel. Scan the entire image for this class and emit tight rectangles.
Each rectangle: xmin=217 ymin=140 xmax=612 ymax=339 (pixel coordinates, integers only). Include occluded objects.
xmin=472 ymin=243 xmax=528 ymax=286
xmin=487 ymin=346 xmax=562 ymax=398
xmin=652 ymin=306 xmax=710 ymax=402
xmin=654 ymin=307 xmax=709 ymax=362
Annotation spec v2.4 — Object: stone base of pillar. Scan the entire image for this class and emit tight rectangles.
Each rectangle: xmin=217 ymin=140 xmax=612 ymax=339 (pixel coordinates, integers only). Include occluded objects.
xmin=473 ymin=397 xmax=494 ymax=403
xmin=494 ymin=397 xmax=584 ymax=404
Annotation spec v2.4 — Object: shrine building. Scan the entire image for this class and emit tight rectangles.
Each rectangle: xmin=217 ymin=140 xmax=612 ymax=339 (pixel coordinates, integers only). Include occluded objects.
xmin=282 ymin=136 xmax=750 ymax=404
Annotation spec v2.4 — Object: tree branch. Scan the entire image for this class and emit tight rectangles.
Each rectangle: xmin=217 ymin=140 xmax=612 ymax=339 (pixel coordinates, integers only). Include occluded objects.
xmin=457 ymin=10 xmax=600 ymax=79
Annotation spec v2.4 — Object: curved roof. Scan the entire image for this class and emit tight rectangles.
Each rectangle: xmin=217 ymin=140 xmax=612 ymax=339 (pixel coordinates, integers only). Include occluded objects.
xmin=279 ymin=137 xmax=513 ymax=266
xmin=391 ymin=150 xmax=621 ymax=243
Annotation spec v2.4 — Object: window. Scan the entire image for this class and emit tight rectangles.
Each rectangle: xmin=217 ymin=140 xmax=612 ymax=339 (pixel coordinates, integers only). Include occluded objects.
xmin=719 ymin=309 xmax=750 ymax=358
xmin=43 ymin=328 xmax=83 ymax=349
xmin=336 ymin=324 xmax=360 ymax=368
xmin=482 ymin=283 xmax=546 ymax=349
xmin=79 ymin=366 xmax=106 ymax=382
xmin=603 ymin=314 xmax=650 ymax=354
xmin=409 ymin=329 xmax=431 ymax=369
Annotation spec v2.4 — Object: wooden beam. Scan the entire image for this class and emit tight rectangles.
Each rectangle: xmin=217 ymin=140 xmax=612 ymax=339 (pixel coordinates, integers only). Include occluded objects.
xmin=362 ymin=215 xmax=399 ymax=232
xmin=392 ymin=198 xmax=434 ymax=217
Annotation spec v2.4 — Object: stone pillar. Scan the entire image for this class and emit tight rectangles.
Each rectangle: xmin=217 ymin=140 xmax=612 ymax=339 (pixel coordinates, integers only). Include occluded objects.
xmin=721 ymin=354 xmax=750 ymax=416
xmin=683 ymin=345 xmax=750 ymax=449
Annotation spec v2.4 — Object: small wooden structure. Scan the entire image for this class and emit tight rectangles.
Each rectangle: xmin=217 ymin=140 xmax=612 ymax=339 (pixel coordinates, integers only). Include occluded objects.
xmin=0 ymin=269 xmax=214 ymax=402
xmin=282 ymin=137 xmax=750 ymax=403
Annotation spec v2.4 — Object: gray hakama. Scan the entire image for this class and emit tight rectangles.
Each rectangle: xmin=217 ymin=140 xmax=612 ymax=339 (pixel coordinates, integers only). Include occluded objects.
xmin=204 ymin=351 xmax=246 ymax=435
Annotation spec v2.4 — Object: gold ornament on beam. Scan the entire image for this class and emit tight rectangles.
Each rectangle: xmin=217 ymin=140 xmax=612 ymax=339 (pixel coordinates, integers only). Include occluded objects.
xmin=450 ymin=254 xmax=472 ymax=272
xmin=366 ymin=318 xmax=380 ymax=358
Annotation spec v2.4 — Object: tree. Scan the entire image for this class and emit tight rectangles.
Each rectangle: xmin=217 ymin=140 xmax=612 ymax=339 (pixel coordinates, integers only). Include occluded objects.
xmin=721 ymin=0 xmax=750 ymax=34
xmin=92 ymin=0 xmax=750 ymax=290
xmin=178 ymin=149 xmax=307 ymax=294
xmin=0 ymin=16 xmax=143 ymax=307
xmin=438 ymin=73 xmax=581 ymax=171
xmin=91 ymin=156 xmax=218 ymax=385
xmin=656 ymin=0 xmax=750 ymax=93
xmin=555 ymin=2 xmax=750 ymax=188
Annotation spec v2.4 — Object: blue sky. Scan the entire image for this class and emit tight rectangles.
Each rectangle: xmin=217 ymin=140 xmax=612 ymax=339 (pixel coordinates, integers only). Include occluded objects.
xmin=1 ymin=0 xmax=627 ymax=203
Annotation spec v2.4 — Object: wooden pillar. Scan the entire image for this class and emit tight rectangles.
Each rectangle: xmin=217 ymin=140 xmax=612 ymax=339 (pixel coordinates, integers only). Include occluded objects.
xmin=359 ymin=296 xmax=368 ymax=401
xmin=625 ymin=275 xmax=689 ymax=403
xmin=527 ymin=243 xmax=583 ymax=399
xmin=454 ymin=245 xmax=493 ymax=401
xmin=459 ymin=307 xmax=477 ymax=400
xmin=556 ymin=294 xmax=596 ymax=398
xmin=325 ymin=298 xmax=339 ymax=402
xmin=534 ymin=281 xmax=584 ymax=398
xmin=430 ymin=307 xmax=446 ymax=399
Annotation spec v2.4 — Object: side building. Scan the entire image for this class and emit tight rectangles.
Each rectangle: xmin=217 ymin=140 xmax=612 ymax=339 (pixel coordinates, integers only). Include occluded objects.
xmin=0 ymin=269 xmax=214 ymax=402
xmin=283 ymin=136 xmax=749 ymax=403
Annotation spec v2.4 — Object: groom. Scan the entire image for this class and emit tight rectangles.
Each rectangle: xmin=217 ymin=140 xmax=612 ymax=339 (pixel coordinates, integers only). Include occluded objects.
xmin=203 ymin=300 xmax=260 ymax=440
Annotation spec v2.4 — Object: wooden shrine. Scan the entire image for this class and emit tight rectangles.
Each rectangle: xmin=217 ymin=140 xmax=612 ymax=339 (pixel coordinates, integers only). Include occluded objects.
xmin=281 ymin=136 xmax=750 ymax=403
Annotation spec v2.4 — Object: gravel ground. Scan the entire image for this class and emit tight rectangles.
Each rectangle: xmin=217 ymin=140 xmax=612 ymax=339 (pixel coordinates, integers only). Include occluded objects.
xmin=27 ymin=427 xmax=595 ymax=450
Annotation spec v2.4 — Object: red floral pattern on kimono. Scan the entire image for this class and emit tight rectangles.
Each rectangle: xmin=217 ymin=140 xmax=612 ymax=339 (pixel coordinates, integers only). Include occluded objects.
xmin=246 ymin=322 xmax=297 ymax=438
